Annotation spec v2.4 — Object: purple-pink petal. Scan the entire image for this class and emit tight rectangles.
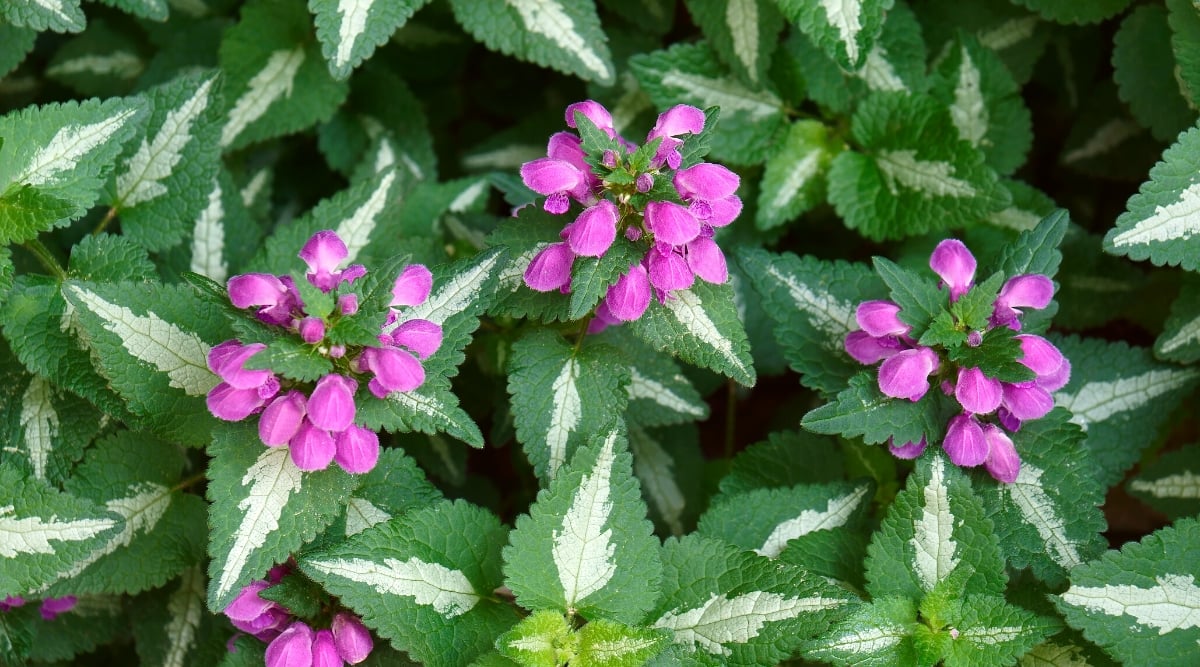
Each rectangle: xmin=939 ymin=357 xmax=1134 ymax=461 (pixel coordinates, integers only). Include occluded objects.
xmin=39 ymin=596 xmax=77 ymax=621
xmin=390 ymin=265 xmax=433 ymax=308
xmin=289 ymin=420 xmax=336 ymax=471
xmin=228 ymin=273 xmax=288 ymax=309
xmin=1002 ymin=381 xmax=1055 ymax=421
xmin=308 ymin=374 xmax=357 ymax=432
xmin=944 ymin=414 xmax=989 ymax=467
xmin=334 ymin=426 xmax=380 ymax=475
xmin=686 ymin=237 xmax=728 ymax=284
xmin=1016 ymin=334 xmax=1066 ymax=382
xmin=705 ymin=195 xmax=742 ymax=227
xmin=338 ymin=294 xmax=359 ymax=316
xmin=332 ymin=613 xmax=374 ymax=664
xmin=844 ymin=331 xmax=903 ymax=364
xmin=605 ymin=264 xmax=652 ymax=321
xmin=299 ymin=317 xmax=325 ymax=344
xmin=300 ymin=231 xmax=349 ymax=292
xmin=547 ymin=132 xmax=587 ymax=170
xmin=644 ymin=200 xmax=700 ymax=246
xmin=998 ymin=274 xmax=1054 ymax=310
xmin=312 ymin=629 xmax=343 ymax=667
xmin=224 ymin=581 xmax=276 ymax=622
xmin=647 ymin=104 xmax=705 ymax=140
xmin=877 ymin=347 xmax=939 ymax=401
xmin=565 ymin=200 xmax=618 ymax=257
xmin=259 ymin=391 xmax=307 ymax=447
xmin=929 ymin=239 xmax=976 ymax=300
xmin=524 ymin=242 xmax=574 ymax=292
xmin=983 ymin=424 xmax=1021 ymax=484
xmin=856 ymin=300 xmax=908 ymax=338
xmin=520 ymin=158 xmax=584 ymax=198
xmin=390 ymin=319 xmax=443 ymax=359
xmin=955 ymin=366 xmax=1003 ymax=415
xmin=889 ymin=437 xmax=928 ymax=459
xmin=361 ymin=346 xmax=425 ymax=398
xmin=647 ymin=248 xmax=695 ymax=292
xmin=266 ymin=622 xmax=314 ymax=667
xmin=673 ymin=163 xmax=740 ymax=201
xmin=207 ymin=382 xmax=266 ymax=421
xmin=565 ymin=100 xmax=614 ymax=133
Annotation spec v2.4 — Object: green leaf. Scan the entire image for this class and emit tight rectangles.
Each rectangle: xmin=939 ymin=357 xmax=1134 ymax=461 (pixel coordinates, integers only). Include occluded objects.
xmin=945 ymin=326 xmax=1036 ymax=384
xmin=1055 ymin=517 xmax=1200 ymax=667
xmin=593 ymin=326 xmax=709 ymax=428
xmin=775 ymin=0 xmax=889 ymax=70
xmin=131 ymin=566 xmax=229 ymax=667
xmin=301 ymin=500 xmax=515 ymax=667
xmin=504 ymin=427 xmax=662 ymax=624
xmin=111 ymin=70 xmax=225 ymax=253
xmin=310 ymin=0 xmax=433 ymax=79
xmin=865 ymin=452 xmax=1007 ymax=602
xmin=486 ymin=209 xmax=573 ymax=322
xmin=719 ymin=430 xmax=846 ymax=495
xmin=92 ymin=0 xmax=167 ymax=20
xmin=629 ymin=280 xmax=756 ymax=387
xmin=0 ymin=23 xmax=37 ymax=78
xmin=342 ymin=448 xmax=444 ymax=536
xmin=873 ymin=256 xmax=946 ymax=336
xmin=1156 ymin=274 xmax=1200 ymax=363
xmin=446 ymin=0 xmax=614 ymax=85
xmin=0 ymin=185 xmax=76 ymax=245
xmin=1052 ymin=335 xmax=1200 ymax=488
xmin=1127 ymin=444 xmax=1200 ymax=521
xmin=917 ymin=1 xmax=1049 ymax=86
xmin=802 ymin=371 xmax=953 ymax=447
xmin=0 ymin=96 xmax=147 ymax=227
xmin=206 ymin=421 xmax=358 ymax=611
xmin=628 ymin=424 xmax=706 ymax=539
xmin=60 ymin=280 xmax=232 ymax=447
xmin=508 ymin=329 xmax=630 ymax=481
xmin=357 ymin=380 xmax=485 ymax=448
xmin=23 ymin=596 xmax=128 ymax=662
xmin=496 ymin=609 xmax=575 ymax=666
xmin=827 ymin=92 xmax=1008 ymax=241
xmin=68 ymin=233 xmax=156 ymax=283
xmin=1008 ymin=0 xmax=1132 ymax=25
xmin=576 ymin=619 xmax=669 ymax=667
xmin=629 ymin=41 xmax=787 ymax=165
xmin=682 ymin=0 xmax=785 ymax=86
xmin=0 ymin=0 xmax=85 ymax=33
xmin=1114 ymin=5 xmax=1195 ymax=143
xmin=1168 ymin=0 xmax=1200 ymax=109
xmin=928 ymin=33 xmax=1032 ymax=176
xmin=217 ymin=0 xmax=350 ymax=150
xmin=44 ymin=19 xmax=145 ymax=97
xmin=941 ymin=595 xmax=1062 ymax=667
xmin=650 ymin=534 xmax=857 ymax=665
xmin=0 ymin=370 xmax=102 ymax=486
xmin=161 ymin=168 xmax=262 ymax=285
xmin=978 ymin=409 xmax=1108 ymax=588
xmin=755 ymin=120 xmax=838 ymax=230
xmin=778 ymin=528 xmax=870 ymax=592
xmin=1104 ymin=125 xmax=1200 ymax=271
xmin=244 ymin=335 xmax=333 ymax=382
xmin=801 ymin=596 xmax=918 ymax=667
xmin=698 ymin=481 xmax=873 ymax=558
xmin=568 ymin=237 xmax=642 ymax=320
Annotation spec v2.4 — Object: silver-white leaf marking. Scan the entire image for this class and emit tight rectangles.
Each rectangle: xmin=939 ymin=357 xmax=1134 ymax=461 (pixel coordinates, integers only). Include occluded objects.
xmin=767 ymin=149 xmax=821 ymax=216
xmin=858 ymin=44 xmax=906 ymax=92
xmin=387 ymin=389 xmax=457 ymax=424
xmin=1062 ymin=118 xmax=1140 ymax=164
xmin=978 ymin=16 xmax=1039 ymax=51
xmin=336 ymin=170 xmax=396 ymax=263
xmin=449 ymin=179 xmax=489 ymax=213
xmin=665 ymin=288 xmax=750 ymax=380
xmin=877 ymin=149 xmax=978 ymax=198
xmin=546 ymin=357 xmax=583 ymax=479
xmin=951 ymin=45 xmax=988 ymax=146
xmin=19 ymin=375 xmax=58 ymax=480
xmin=345 ymin=497 xmax=392 ymax=536
xmin=334 ymin=0 xmax=373 ymax=68
xmin=756 ymin=485 xmax=869 ymax=558
xmin=587 ymin=636 xmax=663 ymax=659
xmin=118 ymin=76 xmax=216 ymax=207
xmin=553 ymin=429 xmax=618 ymax=606
xmin=162 ymin=566 xmax=205 ymax=667
xmin=395 ymin=250 xmax=502 ymax=326
xmin=190 ymin=179 xmax=228 ymax=282
xmin=988 ymin=206 xmax=1042 ymax=232
xmin=500 ymin=244 xmax=550 ymax=292
xmin=962 ymin=625 xmax=1027 ymax=645
xmin=654 ymin=591 xmax=848 ymax=656
xmin=910 ymin=456 xmax=960 ymax=591
xmin=726 ymin=0 xmax=759 ymax=82
xmin=30 ymin=0 xmax=73 ymax=24
xmin=1055 ymin=368 xmax=1200 ymax=431
xmin=1110 ymin=182 xmax=1200 ymax=247
xmin=462 ymin=145 xmax=545 ymax=170
xmin=1006 ymin=462 xmax=1082 ymax=569
xmin=820 ymin=0 xmax=864 ymax=64
xmin=240 ymin=169 xmax=269 ymax=208
xmin=215 ymin=448 xmax=303 ymax=602
xmin=659 ymin=70 xmax=781 ymax=120
xmin=508 ymin=0 xmax=612 ymax=81
xmin=220 ymin=48 xmax=305 ymax=147
xmin=47 ymin=52 xmax=143 ymax=79
xmin=306 ymin=556 xmax=478 ymax=617
xmin=0 ymin=505 xmax=116 ymax=557
xmin=764 ymin=264 xmax=856 ymax=346
xmin=64 ymin=284 xmax=216 ymax=396
xmin=627 ymin=369 xmax=705 ymax=417
xmin=818 ymin=624 xmax=906 ymax=655
xmin=373 ymin=139 xmax=396 ymax=173
xmin=18 ymin=108 xmax=139 ymax=187
xmin=629 ymin=425 xmax=686 ymax=536
xmin=1130 ymin=471 xmax=1200 ymax=499
xmin=1061 ymin=574 xmax=1200 ymax=634
xmin=1159 ymin=313 xmax=1200 ymax=354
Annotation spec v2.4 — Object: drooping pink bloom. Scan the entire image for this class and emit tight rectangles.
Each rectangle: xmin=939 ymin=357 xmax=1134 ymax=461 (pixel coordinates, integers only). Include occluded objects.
xmin=390 ymin=265 xmax=432 ymax=308
xmin=685 ymin=236 xmax=728 ymax=284
xmin=259 ymin=391 xmax=307 ymax=447
xmin=38 ymin=596 xmax=76 ymax=621
xmin=644 ymin=201 xmax=700 ymax=246
xmin=856 ymin=300 xmax=909 ymax=338
xmin=877 ymin=347 xmax=939 ymax=401
xmin=889 ymin=437 xmax=928 ymax=459
xmin=300 ymin=231 xmax=364 ymax=293
xmin=930 ymin=239 xmax=976 ymax=301
xmin=647 ymin=246 xmax=695 ymax=292
xmin=1000 ymin=381 xmax=1055 ymax=422
xmin=604 ymin=264 xmax=652 ymax=321
xmin=225 ymin=581 xmax=290 ymax=637
xmin=564 ymin=200 xmax=619 ymax=257
xmin=308 ymin=374 xmax=357 ymax=432
xmin=944 ymin=414 xmax=988 ymax=467
xmin=331 ymin=613 xmax=374 ymax=664
xmin=207 ymin=341 xmax=279 ymax=421
xmin=520 ymin=158 xmax=589 ymax=214
xmin=359 ymin=346 xmax=425 ymax=398
xmin=565 ymin=100 xmax=615 ymax=135
xmin=1 ymin=596 xmax=26 ymax=612
xmin=1016 ymin=334 xmax=1071 ymax=391
xmin=982 ymin=424 xmax=1020 ymax=483
xmin=312 ymin=629 xmax=343 ymax=667
xmin=266 ymin=622 xmax=314 ymax=667
xmin=290 ymin=420 xmax=337 ymax=471
xmin=647 ymin=104 xmax=705 ymax=168
xmin=334 ymin=426 xmax=379 ymax=475
xmin=955 ymin=367 xmax=1004 ymax=415
xmin=299 ymin=317 xmax=325 ymax=344
xmin=992 ymin=274 xmax=1054 ymax=330
xmin=388 ymin=319 xmax=443 ymax=360
xmin=524 ymin=242 xmax=574 ymax=292
xmin=844 ymin=330 xmax=904 ymax=364
xmin=228 ymin=273 xmax=299 ymax=327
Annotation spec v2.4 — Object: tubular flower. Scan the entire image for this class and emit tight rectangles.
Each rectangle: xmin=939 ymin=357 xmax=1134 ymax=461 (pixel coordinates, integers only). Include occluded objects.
xmin=207 ymin=230 xmax=442 ymax=475
xmin=226 ymin=577 xmax=375 ymax=664
xmin=516 ymin=100 xmax=740 ymax=329
xmin=844 ymin=239 xmax=1067 ymax=483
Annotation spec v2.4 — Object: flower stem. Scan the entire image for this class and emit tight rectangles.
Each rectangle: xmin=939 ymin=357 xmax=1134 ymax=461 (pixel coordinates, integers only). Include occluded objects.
xmin=92 ymin=206 xmax=118 ymax=236
xmin=21 ymin=238 xmax=67 ymax=280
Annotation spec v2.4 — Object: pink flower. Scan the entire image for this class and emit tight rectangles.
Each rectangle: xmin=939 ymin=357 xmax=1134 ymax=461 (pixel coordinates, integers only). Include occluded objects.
xmin=685 ymin=236 xmax=728 ymax=284
xmin=954 ymin=367 xmax=1004 ymax=415
xmin=644 ymin=201 xmax=700 ymax=246
xmin=982 ymin=424 xmax=1020 ymax=483
xmin=604 ymin=264 xmax=652 ymax=321
xmin=388 ymin=319 xmax=443 ymax=360
xmin=290 ymin=420 xmax=337 ymax=471
xmin=312 ymin=630 xmax=343 ymax=667
xmin=563 ymin=200 xmax=618 ymax=257
xmin=647 ymin=104 xmax=705 ymax=168
xmin=647 ymin=246 xmax=695 ymax=292
xmin=307 ymin=374 xmax=357 ymax=432
xmin=359 ymin=346 xmax=425 ymax=398
xmin=331 ymin=613 xmax=374 ymax=664
xmin=524 ymin=242 xmax=574 ymax=292
xmin=992 ymin=274 xmax=1054 ymax=330
xmin=259 ymin=391 xmax=307 ymax=447
xmin=390 ymin=265 xmax=432 ymax=308
xmin=877 ymin=347 xmax=939 ymax=401
xmin=944 ymin=415 xmax=988 ymax=467
xmin=207 ymin=341 xmax=279 ymax=421
xmin=300 ymin=231 xmax=365 ymax=293
xmin=38 ymin=596 xmax=76 ymax=621
xmin=225 ymin=581 xmax=290 ymax=637
xmin=856 ymin=300 xmax=909 ymax=338
xmin=227 ymin=273 xmax=300 ymax=327
xmin=334 ymin=426 xmax=379 ymax=474
xmin=930 ymin=239 xmax=976 ymax=301
xmin=565 ymin=100 xmax=615 ymax=135
xmin=266 ymin=622 xmax=314 ymax=667
xmin=520 ymin=158 xmax=589 ymax=214
xmin=889 ymin=437 xmax=928 ymax=459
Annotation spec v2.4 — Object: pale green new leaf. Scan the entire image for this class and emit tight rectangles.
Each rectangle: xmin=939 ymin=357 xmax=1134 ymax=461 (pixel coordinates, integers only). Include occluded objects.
xmin=447 ymin=0 xmax=614 ymax=85
xmin=1055 ymin=517 xmax=1200 ymax=667
xmin=300 ymin=500 xmax=515 ymax=667
xmin=1052 ymin=335 xmax=1200 ymax=488
xmin=755 ymin=120 xmax=838 ymax=230
xmin=775 ymin=0 xmax=891 ymax=70
xmin=1156 ymin=274 xmax=1200 ymax=363
xmin=629 ymin=41 xmax=787 ymax=165
xmin=1127 ymin=444 xmax=1200 ymax=521
xmin=508 ymin=329 xmax=630 ymax=481
xmin=1113 ymin=5 xmax=1195 ymax=143
xmin=504 ymin=427 xmax=662 ymax=625
xmin=217 ymin=0 xmax=349 ymax=150
xmin=496 ymin=609 xmax=573 ymax=667
xmin=1104 ymin=125 xmax=1200 ymax=271
xmin=0 ymin=0 xmax=85 ymax=33
xmin=683 ymin=0 xmax=785 ymax=86
xmin=1008 ymin=0 xmax=1132 ymax=25
xmin=801 ymin=596 xmax=918 ymax=667
xmin=309 ymin=0 xmax=433 ymax=80
xmin=576 ymin=619 xmax=669 ymax=667
xmin=206 ymin=421 xmax=358 ymax=611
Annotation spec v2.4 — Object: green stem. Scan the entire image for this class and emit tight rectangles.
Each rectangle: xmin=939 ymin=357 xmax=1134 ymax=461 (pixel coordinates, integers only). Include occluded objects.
xmin=92 ymin=206 xmax=118 ymax=236
xmin=21 ymin=237 xmax=67 ymax=280
xmin=573 ymin=313 xmax=595 ymax=355
xmin=172 ymin=472 xmax=208 ymax=494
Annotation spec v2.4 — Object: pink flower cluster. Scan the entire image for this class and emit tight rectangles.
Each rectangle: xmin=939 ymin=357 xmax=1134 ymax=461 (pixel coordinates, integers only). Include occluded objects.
xmin=844 ymin=239 xmax=1070 ymax=483
xmin=0 ymin=595 xmax=77 ymax=620
xmin=519 ymin=101 xmax=740 ymax=326
xmin=207 ymin=230 xmax=442 ymax=474
xmin=225 ymin=573 xmax=373 ymax=667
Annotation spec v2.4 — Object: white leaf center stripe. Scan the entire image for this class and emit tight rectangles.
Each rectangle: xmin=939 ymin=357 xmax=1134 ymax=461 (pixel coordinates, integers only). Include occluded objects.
xmin=588 ymin=636 xmax=662 ymax=658
xmin=462 ymin=145 xmax=545 ymax=170
xmin=240 ymin=169 xmax=269 ymax=207
xmin=47 ymin=53 xmax=143 ymax=78
xmin=31 ymin=0 xmax=72 ymax=22
xmin=726 ymin=0 xmax=758 ymax=81
xmin=876 ymin=149 xmax=978 ymax=199
xmin=216 ymin=448 xmax=303 ymax=601
xmin=1055 ymin=368 xmax=1200 ymax=431
xmin=1061 ymin=574 xmax=1200 ymax=634
xmin=220 ymin=48 xmax=305 ymax=148
xmin=546 ymin=357 xmax=583 ymax=479
xmin=659 ymin=70 xmax=781 ymax=120
xmin=768 ymin=150 xmax=821 ymax=215
xmin=1159 ymin=313 xmax=1200 ymax=354
xmin=764 ymin=265 xmax=856 ymax=345
xmin=858 ymin=45 xmax=906 ymax=92
xmin=654 ymin=591 xmax=848 ymax=656
xmin=1006 ymin=463 xmax=1082 ymax=569
xmin=0 ymin=505 xmax=116 ymax=557
xmin=35 ymin=483 xmax=172 ymax=592
xmin=818 ymin=624 xmax=906 ymax=654
xmin=345 ymin=497 xmax=392 ymax=536
xmin=962 ymin=625 xmax=1026 ymax=645
xmin=553 ymin=430 xmax=618 ymax=605
xmin=374 ymin=140 xmax=397 ymax=174
xmin=18 ymin=108 xmax=139 ymax=187
xmin=336 ymin=171 xmax=396 ymax=264
xmin=820 ymin=0 xmax=864 ymax=64
xmin=756 ymin=485 xmax=869 ymax=558
xmin=910 ymin=456 xmax=960 ymax=591
xmin=1111 ymin=182 xmax=1200 ymax=247
xmin=388 ymin=390 xmax=462 ymax=428
xmin=334 ymin=0 xmax=374 ymax=67
xmin=978 ymin=16 xmax=1039 ymax=51
xmin=190 ymin=179 xmax=228 ymax=282
xmin=1063 ymin=118 xmax=1141 ymax=164
xmin=508 ymin=634 xmax=555 ymax=651
xmin=449 ymin=179 xmax=489 ymax=213
xmin=630 ymin=426 xmax=686 ymax=536
xmin=163 ymin=566 xmax=205 ymax=667
xmin=1130 ymin=471 xmax=1200 ymax=499
xmin=665 ymin=288 xmax=750 ymax=379
xmin=627 ymin=369 xmax=705 ymax=417
xmin=398 ymin=251 xmax=502 ymax=326
xmin=307 ymin=556 xmax=478 ymax=617
xmin=64 ymin=284 xmax=217 ymax=396
xmin=508 ymin=0 xmax=612 ymax=81
xmin=950 ymin=45 xmax=988 ymax=146
xmin=118 ymin=76 xmax=217 ymax=207
xmin=19 ymin=375 xmax=58 ymax=480
xmin=501 ymin=245 xmax=550 ymax=292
